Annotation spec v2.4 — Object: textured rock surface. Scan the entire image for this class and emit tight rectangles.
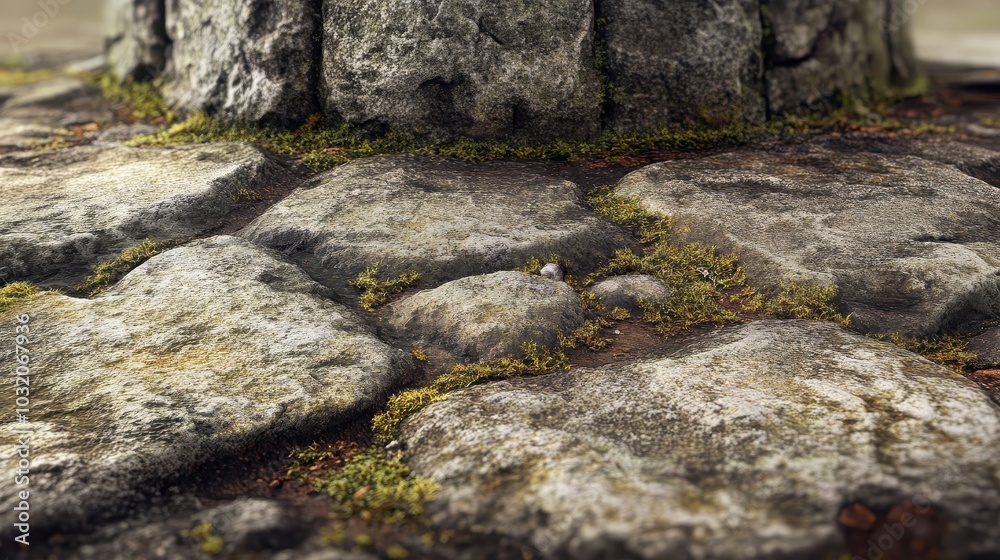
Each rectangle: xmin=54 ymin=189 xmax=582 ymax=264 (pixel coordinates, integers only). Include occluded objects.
xmin=0 ymin=237 xmax=412 ymax=533
xmin=164 ymin=0 xmax=318 ymax=125
xmin=387 ymin=271 xmax=587 ymax=363
xmin=0 ymin=143 xmax=285 ymax=284
xmin=240 ymin=155 xmax=632 ymax=294
xmin=762 ymin=0 xmax=893 ymax=115
xmin=322 ymin=0 xmax=601 ymax=141
xmin=104 ymin=0 xmax=167 ymax=80
xmin=0 ymin=77 xmax=112 ymax=149
xmin=589 ymin=274 xmax=671 ymax=313
xmin=401 ymin=320 xmax=1000 ymax=559
xmin=970 ymin=328 xmax=1000 ymax=367
xmin=600 ymin=0 xmax=765 ymax=130
xmin=616 ymin=142 xmax=1000 ymax=335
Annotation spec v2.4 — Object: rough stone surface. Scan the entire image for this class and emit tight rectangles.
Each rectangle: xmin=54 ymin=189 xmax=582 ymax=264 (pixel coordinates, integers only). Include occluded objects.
xmin=321 ymin=0 xmax=601 ymax=141
xmin=0 ymin=236 xmax=413 ymax=533
xmin=600 ymin=0 xmax=765 ymax=130
xmin=401 ymin=320 xmax=1000 ymax=559
xmin=763 ymin=0 xmax=893 ymax=115
xmin=67 ymin=499 xmax=313 ymax=559
xmin=0 ymin=77 xmax=112 ymax=149
xmin=104 ymin=0 xmax=167 ymax=80
xmin=387 ymin=271 xmax=587 ymax=363
xmin=589 ymin=274 xmax=671 ymax=313
xmin=540 ymin=262 xmax=564 ymax=281
xmin=0 ymin=143 xmax=286 ymax=285
xmin=164 ymin=0 xmax=318 ymax=126
xmin=616 ymin=142 xmax=1000 ymax=335
xmin=240 ymin=155 xmax=633 ymax=294
xmin=970 ymin=328 xmax=1000 ymax=367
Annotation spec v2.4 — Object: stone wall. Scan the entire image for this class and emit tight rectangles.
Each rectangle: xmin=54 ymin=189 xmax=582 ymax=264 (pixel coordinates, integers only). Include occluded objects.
xmin=105 ymin=0 xmax=918 ymax=140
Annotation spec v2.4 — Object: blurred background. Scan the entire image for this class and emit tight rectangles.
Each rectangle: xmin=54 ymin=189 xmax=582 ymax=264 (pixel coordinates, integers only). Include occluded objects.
xmin=0 ymin=0 xmax=997 ymax=71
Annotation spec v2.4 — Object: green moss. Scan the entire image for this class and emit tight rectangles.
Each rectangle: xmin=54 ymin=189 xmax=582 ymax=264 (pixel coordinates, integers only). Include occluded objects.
xmin=0 ymin=282 xmax=40 ymax=315
xmin=351 ymin=263 xmax=420 ymax=312
xmin=559 ymin=318 xmax=614 ymax=351
xmin=0 ymin=67 xmax=56 ymax=87
xmin=78 ymin=239 xmax=172 ymax=296
xmin=587 ymin=186 xmax=847 ymax=337
xmin=235 ymin=188 xmax=263 ymax=202
xmin=372 ymin=388 xmax=445 ymax=446
xmin=609 ymin=307 xmax=631 ymax=321
xmin=876 ymin=333 xmax=981 ymax=372
xmin=97 ymin=74 xmax=175 ymax=122
xmin=187 ymin=522 xmax=224 ymax=556
xmin=763 ymin=281 xmax=851 ymax=326
xmin=314 ymin=447 xmax=439 ymax=525
xmin=373 ymin=342 xmax=570 ymax=445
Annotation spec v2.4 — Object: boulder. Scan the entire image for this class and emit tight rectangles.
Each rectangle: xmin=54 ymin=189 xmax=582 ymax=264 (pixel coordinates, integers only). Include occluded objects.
xmin=589 ymin=274 xmax=671 ymax=313
xmin=0 ymin=236 xmax=413 ymax=533
xmin=970 ymin=328 xmax=1000 ymax=368
xmin=762 ymin=0 xmax=893 ymax=115
xmin=163 ymin=0 xmax=318 ymax=126
xmin=401 ymin=320 xmax=1000 ymax=559
xmin=104 ymin=0 xmax=168 ymax=80
xmin=0 ymin=143 xmax=286 ymax=286
xmin=321 ymin=0 xmax=601 ymax=141
xmin=599 ymin=0 xmax=765 ymax=130
xmin=616 ymin=142 xmax=1000 ymax=335
xmin=387 ymin=271 xmax=587 ymax=363
xmin=240 ymin=155 xmax=633 ymax=295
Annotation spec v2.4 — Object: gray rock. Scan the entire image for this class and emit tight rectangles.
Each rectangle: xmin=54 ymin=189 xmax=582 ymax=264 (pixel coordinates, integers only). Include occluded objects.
xmin=94 ymin=122 xmax=163 ymax=144
xmin=240 ymin=155 xmax=632 ymax=295
xmin=0 ymin=236 xmax=413 ymax=533
xmin=104 ymin=0 xmax=167 ymax=80
xmin=600 ymin=0 xmax=765 ymax=131
xmin=401 ymin=320 xmax=1000 ymax=559
xmin=970 ymin=328 xmax=1000 ymax=368
xmin=762 ymin=0 xmax=893 ymax=115
xmin=0 ymin=143 xmax=286 ymax=285
xmin=0 ymin=77 xmax=112 ymax=149
xmin=387 ymin=271 xmax=587 ymax=363
xmin=164 ymin=0 xmax=318 ymax=126
xmin=193 ymin=499 xmax=307 ymax=553
xmin=616 ymin=143 xmax=1000 ymax=335
xmin=589 ymin=274 xmax=671 ymax=313
xmin=540 ymin=262 xmax=564 ymax=282
xmin=321 ymin=0 xmax=601 ymax=141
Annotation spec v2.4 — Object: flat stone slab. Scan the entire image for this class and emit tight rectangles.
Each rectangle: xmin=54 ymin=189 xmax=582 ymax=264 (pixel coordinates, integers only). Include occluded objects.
xmin=0 ymin=77 xmax=112 ymax=149
xmin=387 ymin=271 xmax=587 ymax=363
xmin=0 ymin=236 xmax=412 ymax=533
xmin=0 ymin=143 xmax=286 ymax=285
xmin=616 ymin=142 xmax=1000 ymax=335
xmin=240 ymin=155 xmax=633 ymax=295
xmin=400 ymin=320 xmax=1000 ymax=559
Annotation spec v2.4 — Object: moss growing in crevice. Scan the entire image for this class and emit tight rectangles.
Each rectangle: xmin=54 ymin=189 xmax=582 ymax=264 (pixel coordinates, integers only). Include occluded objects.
xmin=875 ymin=333 xmax=981 ymax=372
xmin=372 ymin=342 xmax=570 ymax=445
xmin=0 ymin=282 xmax=40 ymax=315
xmin=585 ymin=186 xmax=850 ymax=336
xmin=351 ymin=263 xmax=420 ymax=312
xmin=78 ymin=239 xmax=174 ymax=296
xmin=314 ymin=447 xmax=440 ymax=525
xmin=185 ymin=521 xmax=224 ymax=556
xmin=97 ymin=73 xmax=175 ymax=122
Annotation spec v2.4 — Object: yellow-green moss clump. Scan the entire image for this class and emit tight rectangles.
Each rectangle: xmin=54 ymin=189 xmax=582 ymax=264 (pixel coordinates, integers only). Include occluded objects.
xmin=0 ymin=282 xmax=40 ymax=315
xmin=186 ymin=521 xmax=224 ymax=555
xmin=876 ymin=333 xmax=981 ymax=372
xmin=78 ymin=239 xmax=172 ymax=296
xmin=351 ymin=263 xmax=420 ymax=312
xmin=372 ymin=342 xmax=570 ymax=445
xmin=315 ymin=447 xmax=439 ymax=525
xmin=559 ymin=318 xmax=614 ymax=351
xmin=586 ymin=186 xmax=849 ymax=336
xmin=98 ymin=74 xmax=175 ymax=122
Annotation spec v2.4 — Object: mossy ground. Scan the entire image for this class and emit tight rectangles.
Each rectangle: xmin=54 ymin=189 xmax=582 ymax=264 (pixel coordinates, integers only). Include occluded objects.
xmin=874 ymin=333 xmax=981 ymax=372
xmin=96 ymin=74 xmax=175 ymax=122
xmin=77 ymin=239 xmax=173 ymax=296
xmin=185 ymin=522 xmax=224 ymax=556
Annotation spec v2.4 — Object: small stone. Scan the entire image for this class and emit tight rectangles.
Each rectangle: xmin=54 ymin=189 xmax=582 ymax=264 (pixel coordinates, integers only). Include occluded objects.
xmin=385 ymin=440 xmax=401 ymax=451
xmin=540 ymin=262 xmax=564 ymax=282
